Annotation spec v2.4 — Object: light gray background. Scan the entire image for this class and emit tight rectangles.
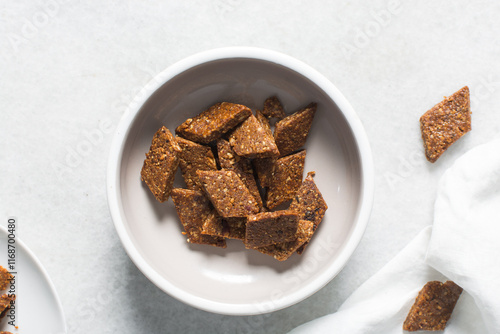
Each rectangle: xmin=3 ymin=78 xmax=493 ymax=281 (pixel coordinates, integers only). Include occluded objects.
xmin=1 ymin=1 xmax=499 ymax=333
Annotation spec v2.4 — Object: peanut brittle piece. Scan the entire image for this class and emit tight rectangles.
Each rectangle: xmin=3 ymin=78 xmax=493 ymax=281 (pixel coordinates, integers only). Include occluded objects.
xmin=176 ymin=102 xmax=252 ymax=144
xmin=0 ymin=331 xmax=13 ymax=334
xmin=253 ymin=110 xmax=276 ymax=188
xmin=177 ymin=137 xmax=217 ymax=191
xmin=171 ymin=188 xmax=226 ymax=248
xmin=420 ymin=86 xmax=471 ymax=163
xmin=223 ymin=218 xmax=247 ymax=240
xmin=0 ymin=266 xmax=12 ymax=291
xmin=245 ymin=210 xmax=299 ymax=248
xmin=403 ymin=281 xmax=463 ymax=331
xmin=197 ymin=170 xmax=260 ymax=217
xmin=229 ymin=114 xmax=280 ymax=159
xmin=200 ymin=213 xmax=223 ymax=236
xmin=255 ymin=110 xmax=273 ymax=135
xmin=140 ymin=126 xmax=182 ymax=202
xmin=266 ymin=150 xmax=306 ymax=209
xmin=253 ymin=158 xmax=275 ymax=188
xmin=0 ymin=293 xmax=15 ymax=319
xmin=217 ymin=139 xmax=263 ymax=209
xmin=274 ymin=103 xmax=317 ymax=156
xmin=202 ymin=217 xmax=246 ymax=240
xmin=290 ymin=171 xmax=328 ymax=254
xmin=262 ymin=96 xmax=286 ymax=119
xmin=256 ymin=220 xmax=314 ymax=261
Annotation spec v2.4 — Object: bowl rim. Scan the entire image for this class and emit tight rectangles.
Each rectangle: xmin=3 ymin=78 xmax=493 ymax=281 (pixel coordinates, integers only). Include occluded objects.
xmin=106 ymin=46 xmax=374 ymax=315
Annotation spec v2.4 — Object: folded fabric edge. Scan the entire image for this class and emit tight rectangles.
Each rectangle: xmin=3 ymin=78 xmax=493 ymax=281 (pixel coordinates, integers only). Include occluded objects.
xmin=425 ymin=138 xmax=500 ymax=334
xmin=289 ymin=226 xmax=445 ymax=334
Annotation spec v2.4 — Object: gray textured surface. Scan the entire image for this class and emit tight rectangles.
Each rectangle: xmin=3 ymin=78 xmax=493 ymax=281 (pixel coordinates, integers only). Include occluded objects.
xmin=1 ymin=1 xmax=500 ymax=333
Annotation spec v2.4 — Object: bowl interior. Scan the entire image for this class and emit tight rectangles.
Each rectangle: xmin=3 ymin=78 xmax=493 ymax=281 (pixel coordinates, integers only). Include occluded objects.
xmin=116 ymin=57 xmax=363 ymax=314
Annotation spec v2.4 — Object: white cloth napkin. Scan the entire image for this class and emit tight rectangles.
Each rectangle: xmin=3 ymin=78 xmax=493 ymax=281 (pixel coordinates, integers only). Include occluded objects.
xmin=427 ymin=138 xmax=500 ymax=333
xmin=290 ymin=138 xmax=500 ymax=334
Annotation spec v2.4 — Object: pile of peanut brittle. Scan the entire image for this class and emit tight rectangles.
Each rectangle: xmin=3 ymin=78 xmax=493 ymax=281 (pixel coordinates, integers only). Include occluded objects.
xmin=140 ymin=97 xmax=327 ymax=261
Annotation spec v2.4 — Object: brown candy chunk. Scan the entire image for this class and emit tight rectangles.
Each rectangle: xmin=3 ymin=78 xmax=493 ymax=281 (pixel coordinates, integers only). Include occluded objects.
xmin=177 ymin=137 xmax=217 ymax=191
xmin=140 ymin=126 xmax=182 ymax=202
xmin=290 ymin=171 xmax=328 ymax=254
xmin=255 ymin=110 xmax=272 ymax=134
xmin=171 ymin=188 xmax=226 ymax=248
xmin=274 ymin=102 xmax=317 ymax=156
xmin=229 ymin=114 xmax=280 ymax=159
xmin=420 ymin=86 xmax=471 ymax=163
xmin=200 ymin=213 xmax=223 ymax=236
xmin=202 ymin=217 xmax=246 ymax=240
xmin=0 ymin=293 xmax=15 ymax=319
xmin=266 ymin=150 xmax=306 ymax=209
xmin=0 ymin=266 xmax=12 ymax=291
xmin=253 ymin=110 xmax=277 ymax=188
xmin=253 ymin=158 xmax=275 ymax=188
xmin=222 ymin=218 xmax=247 ymax=240
xmin=256 ymin=220 xmax=314 ymax=261
xmin=217 ymin=139 xmax=263 ymax=209
xmin=403 ymin=281 xmax=463 ymax=331
xmin=245 ymin=210 xmax=299 ymax=248
xmin=176 ymin=102 xmax=252 ymax=144
xmin=197 ymin=170 xmax=260 ymax=217
xmin=262 ymin=96 xmax=286 ymax=119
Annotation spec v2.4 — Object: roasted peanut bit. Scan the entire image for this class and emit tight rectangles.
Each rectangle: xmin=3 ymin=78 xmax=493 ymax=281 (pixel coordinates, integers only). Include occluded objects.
xmin=274 ymin=102 xmax=317 ymax=157
xmin=197 ymin=169 xmax=260 ymax=218
xmin=177 ymin=137 xmax=217 ymax=191
xmin=140 ymin=126 xmax=182 ymax=202
xmin=176 ymin=102 xmax=252 ymax=144
xmin=229 ymin=114 xmax=280 ymax=159
xmin=266 ymin=150 xmax=306 ymax=209
xmin=403 ymin=281 xmax=463 ymax=331
xmin=245 ymin=210 xmax=299 ymax=248
xmin=171 ymin=188 xmax=226 ymax=248
xmin=420 ymin=86 xmax=471 ymax=163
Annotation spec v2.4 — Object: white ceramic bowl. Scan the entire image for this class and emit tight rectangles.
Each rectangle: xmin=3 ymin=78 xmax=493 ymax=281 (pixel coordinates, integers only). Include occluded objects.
xmin=107 ymin=47 xmax=374 ymax=315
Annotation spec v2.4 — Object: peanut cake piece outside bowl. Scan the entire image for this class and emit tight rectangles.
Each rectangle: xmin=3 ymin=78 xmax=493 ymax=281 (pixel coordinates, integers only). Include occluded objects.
xmin=106 ymin=47 xmax=374 ymax=316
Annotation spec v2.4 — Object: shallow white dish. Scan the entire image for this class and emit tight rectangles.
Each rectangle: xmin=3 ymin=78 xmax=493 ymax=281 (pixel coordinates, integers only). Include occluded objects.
xmin=0 ymin=226 xmax=66 ymax=333
xmin=107 ymin=47 xmax=374 ymax=315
